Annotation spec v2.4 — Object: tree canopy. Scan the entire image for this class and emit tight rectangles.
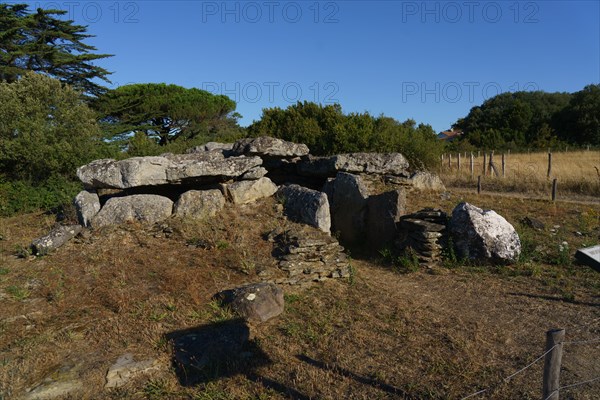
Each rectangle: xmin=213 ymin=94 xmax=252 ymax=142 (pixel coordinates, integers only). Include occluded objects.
xmin=554 ymin=84 xmax=600 ymax=145
xmin=94 ymin=83 xmax=240 ymax=151
xmin=0 ymin=3 xmax=112 ymax=97
xmin=453 ymin=85 xmax=599 ymax=149
xmin=247 ymin=101 xmax=443 ymax=169
xmin=0 ymin=72 xmax=114 ymax=182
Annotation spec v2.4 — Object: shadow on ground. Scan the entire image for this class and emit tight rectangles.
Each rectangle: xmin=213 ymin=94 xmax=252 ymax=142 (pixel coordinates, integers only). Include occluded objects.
xmin=508 ymin=292 xmax=600 ymax=307
xmin=166 ymin=319 xmax=314 ymax=398
xmin=296 ymin=354 xmax=420 ymax=400
xmin=166 ymin=319 xmax=270 ymax=386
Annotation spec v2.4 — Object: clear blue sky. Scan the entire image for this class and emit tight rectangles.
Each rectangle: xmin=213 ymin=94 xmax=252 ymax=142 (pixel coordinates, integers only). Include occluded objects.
xmin=25 ymin=0 xmax=600 ymax=132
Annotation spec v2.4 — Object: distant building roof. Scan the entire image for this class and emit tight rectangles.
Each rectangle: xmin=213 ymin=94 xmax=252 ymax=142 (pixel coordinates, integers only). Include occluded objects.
xmin=437 ymin=130 xmax=463 ymax=141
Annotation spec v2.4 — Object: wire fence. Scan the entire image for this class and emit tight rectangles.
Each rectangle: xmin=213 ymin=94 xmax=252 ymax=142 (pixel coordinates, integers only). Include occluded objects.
xmin=460 ymin=332 xmax=600 ymax=400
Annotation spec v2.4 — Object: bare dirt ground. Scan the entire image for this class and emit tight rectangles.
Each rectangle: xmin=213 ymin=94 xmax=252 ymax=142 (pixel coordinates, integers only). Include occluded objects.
xmin=0 ymin=191 xmax=598 ymax=399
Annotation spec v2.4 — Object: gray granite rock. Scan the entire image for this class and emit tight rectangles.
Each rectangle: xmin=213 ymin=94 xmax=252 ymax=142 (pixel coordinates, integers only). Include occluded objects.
xmin=77 ymin=153 xmax=262 ymax=189
xmin=74 ymin=190 xmax=100 ymax=227
xmin=276 ymin=184 xmax=331 ymax=233
xmin=105 ymin=354 xmax=159 ymax=388
xmin=222 ymin=177 xmax=277 ymax=204
xmin=231 ymin=136 xmax=309 ymax=158
xmin=329 ymin=172 xmax=369 ymax=245
xmin=449 ymin=202 xmax=521 ymax=263
xmin=30 ymin=225 xmax=83 ymax=256
xmin=298 ymin=153 xmax=410 ymax=177
xmin=92 ymin=195 xmax=173 ymax=227
xmin=365 ymin=189 xmax=406 ymax=250
xmin=217 ymin=283 xmax=284 ymax=323
xmin=174 ymin=190 xmax=225 ymax=219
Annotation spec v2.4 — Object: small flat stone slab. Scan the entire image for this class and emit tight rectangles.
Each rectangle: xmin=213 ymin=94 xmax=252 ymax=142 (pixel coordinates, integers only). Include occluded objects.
xmin=400 ymin=218 xmax=446 ymax=232
xmin=30 ymin=225 xmax=83 ymax=256
xmin=575 ymin=245 xmax=600 ymax=272
xmin=105 ymin=353 xmax=159 ymax=388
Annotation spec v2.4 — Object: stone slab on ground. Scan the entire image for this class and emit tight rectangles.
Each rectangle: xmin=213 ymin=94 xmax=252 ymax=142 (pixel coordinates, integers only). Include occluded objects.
xmin=30 ymin=225 xmax=83 ymax=256
xmin=105 ymin=353 xmax=160 ymax=388
xmin=575 ymin=245 xmax=600 ymax=272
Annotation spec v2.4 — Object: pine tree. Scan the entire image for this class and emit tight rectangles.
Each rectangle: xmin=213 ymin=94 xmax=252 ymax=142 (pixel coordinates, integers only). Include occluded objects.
xmin=0 ymin=3 xmax=112 ymax=97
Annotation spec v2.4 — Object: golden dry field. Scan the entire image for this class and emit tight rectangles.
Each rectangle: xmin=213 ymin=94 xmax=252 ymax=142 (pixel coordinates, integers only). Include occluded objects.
xmin=438 ymin=150 xmax=600 ymax=201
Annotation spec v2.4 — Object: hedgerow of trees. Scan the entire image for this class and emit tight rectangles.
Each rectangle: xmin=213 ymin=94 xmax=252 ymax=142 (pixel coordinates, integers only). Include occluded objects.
xmin=453 ymin=85 xmax=600 ymax=150
xmin=247 ymin=101 xmax=444 ymax=170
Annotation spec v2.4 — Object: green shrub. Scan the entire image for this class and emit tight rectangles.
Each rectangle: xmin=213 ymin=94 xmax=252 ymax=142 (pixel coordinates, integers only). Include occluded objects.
xmin=247 ymin=101 xmax=446 ymax=170
xmin=0 ymin=176 xmax=82 ymax=216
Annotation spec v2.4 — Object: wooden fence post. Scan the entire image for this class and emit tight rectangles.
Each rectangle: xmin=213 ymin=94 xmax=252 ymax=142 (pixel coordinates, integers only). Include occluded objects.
xmin=470 ymin=152 xmax=474 ymax=179
xmin=542 ymin=328 xmax=565 ymax=400
xmin=457 ymin=152 xmax=461 ymax=171
xmin=489 ymin=151 xmax=499 ymax=177
xmin=501 ymin=153 xmax=506 ymax=178
xmin=547 ymin=152 xmax=552 ymax=178
xmin=483 ymin=152 xmax=487 ymax=176
xmin=441 ymin=153 xmax=444 ymax=169
xmin=477 ymin=175 xmax=481 ymax=194
xmin=448 ymin=153 xmax=452 ymax=169
xmin=477 ymin=150 xmax=480 ymax=158
xmin=552 ymin=179 xmax=558 ymax=201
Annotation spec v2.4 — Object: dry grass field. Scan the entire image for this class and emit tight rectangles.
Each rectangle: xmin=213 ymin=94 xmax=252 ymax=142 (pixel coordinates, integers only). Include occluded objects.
xmin=438 ymin=150 xmax=600 ymax=201
xmin=0 ymin=191 xmax=599 ymax=399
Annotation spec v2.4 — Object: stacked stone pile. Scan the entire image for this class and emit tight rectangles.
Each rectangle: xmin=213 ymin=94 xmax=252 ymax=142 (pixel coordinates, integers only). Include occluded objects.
xmin=267 ymin=226 xmax=351 ymax=285
xmin=398 ymin=208 xmax=448 ymax=265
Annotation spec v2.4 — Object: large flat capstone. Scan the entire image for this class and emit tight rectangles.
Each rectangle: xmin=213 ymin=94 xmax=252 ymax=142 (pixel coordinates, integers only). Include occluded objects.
xmin=77 ymin=153 xmax=262 ymax=189
xmin=297 ymin=153 xmax=410 ymax=177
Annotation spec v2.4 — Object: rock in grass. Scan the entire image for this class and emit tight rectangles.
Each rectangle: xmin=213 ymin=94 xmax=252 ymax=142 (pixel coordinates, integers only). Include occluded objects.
xmin=409 ymin=171 xmax=446 ymax=191
xmin=105 ymin=354 xmax=159 ymax=388
xmin=30 ymin=225 xmax=83 ymax=256
xmin=217 ymin=282 xmax=284 ymax=323
xmin=25 ymin=361 xmax=83 ymax=399
xmin=521 ymin=216 xmax=545 ymax=231
xmin=449 ymin=202 xmax=521 ymax=264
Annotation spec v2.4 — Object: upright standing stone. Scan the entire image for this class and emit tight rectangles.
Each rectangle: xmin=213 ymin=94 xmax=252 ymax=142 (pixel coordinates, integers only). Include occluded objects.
xmin=74 ymin=190 xmax=101 ymax=227
xmin=329 ymin=172 xmax=369 ymax=245
xmin=365 ymin=189 xmax=406 ymax=250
